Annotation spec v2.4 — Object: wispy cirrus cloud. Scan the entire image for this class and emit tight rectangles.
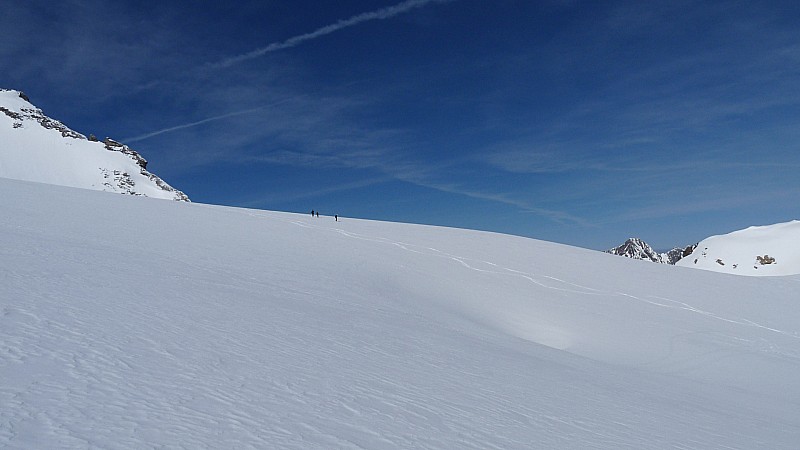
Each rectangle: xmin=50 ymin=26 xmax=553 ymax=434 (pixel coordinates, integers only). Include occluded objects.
xmin=122 ymin=86 xmax=331 ymax=144
xmin=239 ymin=176 xmax=393 ymax=208
xmin=123 ymin=0 xmax=457 ymax=144
xmin=0 ymin=1 xmax=189 ymax=101
xmin=607 ymin=186 xmax=800 ymax=224
xmin=124 ymin=106 xmax=268 ymax=143
xmin=409 ymin=179 xmax=591 ymax=225
xmin=209 ymin=0 xmax=455 ymax=69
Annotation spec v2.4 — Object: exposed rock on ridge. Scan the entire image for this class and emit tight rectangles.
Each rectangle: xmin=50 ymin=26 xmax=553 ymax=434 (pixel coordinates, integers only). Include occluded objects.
xmin=606 ymin=238 xmax=694 ymax=265
xmin=1 ymin=91 xmax=84 ymax=139
xmin=102 ymin=137 xmax=190 ymax=202
xmin=0 ymin=89 xmax=189 ymax=202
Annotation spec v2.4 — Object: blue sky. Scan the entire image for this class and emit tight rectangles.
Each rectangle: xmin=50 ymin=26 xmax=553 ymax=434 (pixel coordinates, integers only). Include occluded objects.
xmin=3 ymin=0 xmax=799 ymax=250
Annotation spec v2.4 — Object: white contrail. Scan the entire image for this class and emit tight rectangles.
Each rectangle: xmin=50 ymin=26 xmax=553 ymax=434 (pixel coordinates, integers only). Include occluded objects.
xmin=124 ymin=92 xmax=307 ymax=142
xmin=211 ymin=0 xmax=454 ymax=69
xmin=128 ymin=1 xmax=453 ymax=142
xmin=124 ymin=106 xmax=266 ymax=143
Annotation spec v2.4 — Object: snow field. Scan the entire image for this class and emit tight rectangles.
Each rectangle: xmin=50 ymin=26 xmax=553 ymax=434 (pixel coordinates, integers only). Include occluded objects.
xmin=1 ymin=177 xmax=799 ymax=448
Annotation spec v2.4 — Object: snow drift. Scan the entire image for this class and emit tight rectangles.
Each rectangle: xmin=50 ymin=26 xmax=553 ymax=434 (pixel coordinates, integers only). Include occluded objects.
xmin=1 ymin=178 xmax=799 ymax=448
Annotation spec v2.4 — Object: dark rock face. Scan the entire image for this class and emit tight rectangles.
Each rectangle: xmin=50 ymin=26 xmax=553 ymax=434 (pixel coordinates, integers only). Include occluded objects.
xmin=0 ymin=106 xmax=22 ymax=121
xmin=104 ymin=138 xmax=148 ymax=170
xmin=606 ymin=239 xmax=694 ymax=265
xmin=607 ymin=238 xmax=665 ymax=263
xmin=662 ymin=247 xmax=685 ymax=265
xmin=1 ymin=102 xmax=84 ymax=139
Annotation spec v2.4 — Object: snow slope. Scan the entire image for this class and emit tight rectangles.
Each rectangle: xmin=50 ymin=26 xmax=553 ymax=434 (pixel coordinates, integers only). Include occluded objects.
xmin=0 ymin=89 xmax=187 ymax=201
xmin=2 ymin=178 xmax=800 ymax=448
xmin=676 ymin=220 xmax=800 ymax=276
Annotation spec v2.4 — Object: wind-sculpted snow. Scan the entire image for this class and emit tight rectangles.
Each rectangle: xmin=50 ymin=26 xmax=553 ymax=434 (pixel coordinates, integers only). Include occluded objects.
xmin=2 ymin=178 xmax=799 ymax=448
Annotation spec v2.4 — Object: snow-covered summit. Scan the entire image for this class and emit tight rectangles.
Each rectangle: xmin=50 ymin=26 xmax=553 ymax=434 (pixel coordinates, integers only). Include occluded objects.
xmin=0 ymin=88 xmax=188 ymax=201
xmin=676 ymin=220 xmax=800 ymax=276
xmin=606 ymin=238 xmax=686 ymax=264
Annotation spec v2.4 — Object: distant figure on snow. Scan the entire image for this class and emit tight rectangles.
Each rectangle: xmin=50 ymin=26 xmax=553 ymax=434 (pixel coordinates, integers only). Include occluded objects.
xmin=316 ymin=211 xmax=319 ymax=218
xmin=311 ymin=210 xmax=315 ymax=217
xmin=335 ymin=214 xmax=338 ymax=222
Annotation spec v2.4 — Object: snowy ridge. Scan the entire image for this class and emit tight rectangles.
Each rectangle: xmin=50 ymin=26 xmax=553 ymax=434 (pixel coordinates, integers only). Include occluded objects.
xmin=606 ymin=237 xmax=687 ymax=264
xmin=0 ymin=89 xmax=188 ymax=201
xmin=2 ymin=178 xmax=799 ymax=448
xmin=676 ymin=220 xmax=800 ymax=276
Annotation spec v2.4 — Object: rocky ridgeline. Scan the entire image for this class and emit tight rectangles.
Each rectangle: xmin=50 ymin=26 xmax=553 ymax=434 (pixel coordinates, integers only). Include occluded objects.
xmin=0 ymin=89 xmax=189 ymax=202
xmin=606 ymin=238 xmax=696 ymax=265
xmin=0 ymin=92 xmax=84 ymax=139
xmin=102 ymin=137 xmax=190 ymax=202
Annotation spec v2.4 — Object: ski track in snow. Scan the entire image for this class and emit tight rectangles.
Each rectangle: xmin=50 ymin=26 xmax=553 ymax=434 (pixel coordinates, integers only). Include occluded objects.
xmin=283 ymin=215 xmax=800 ymax=345
xmin=3 ymin=194 xmax=798 ymax=449
xmin=291 ymin=218 xmax=604 ymax=296
xmin=618 ymin=293 xmax=800 ymax=341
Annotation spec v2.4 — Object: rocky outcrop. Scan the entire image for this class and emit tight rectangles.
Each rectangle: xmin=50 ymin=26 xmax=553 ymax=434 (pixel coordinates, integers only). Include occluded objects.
xmin=1 ymin=101 xmax=84 ymax=139
xmin=0 ymin=88 xmax=189 ymax=202
xmin=607 ymin=238 xmax=666 ymax=263
xmin=606 ymin=238 xmax=695 ymax=265
xmin=100 ymin=137 xmax=190 ymax=201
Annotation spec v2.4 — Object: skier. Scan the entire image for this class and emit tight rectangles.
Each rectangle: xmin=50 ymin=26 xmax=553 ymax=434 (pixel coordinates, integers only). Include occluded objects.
xmin=316 ymin=211 xmax=319 ymax=218
xmin=311 ymin=209 xmax=315 ymax=217
xmin=335 ymin=214 xmax=338 ymax=222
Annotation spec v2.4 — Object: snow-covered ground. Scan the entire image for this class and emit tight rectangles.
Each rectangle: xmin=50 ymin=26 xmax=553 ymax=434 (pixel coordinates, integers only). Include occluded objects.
xmin=0 ymin=89 xmax=187 ymax=201
xmin=2 ymin=177 xmax=799 ymax=449
xmin=676 ymin=220 xmax=800 ymax=276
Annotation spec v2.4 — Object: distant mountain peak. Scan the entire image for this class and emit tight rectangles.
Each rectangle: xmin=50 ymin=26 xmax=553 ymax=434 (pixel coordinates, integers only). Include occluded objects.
xmin=0 ymin=88 xmax=188 ymax=201
xmin=607 ymin=238 xmax=667 ymax=263
xmin=608 ymin=221 xmax=800 ymax=276
xmin=606 ymin=238 xmax=691 ymax=265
